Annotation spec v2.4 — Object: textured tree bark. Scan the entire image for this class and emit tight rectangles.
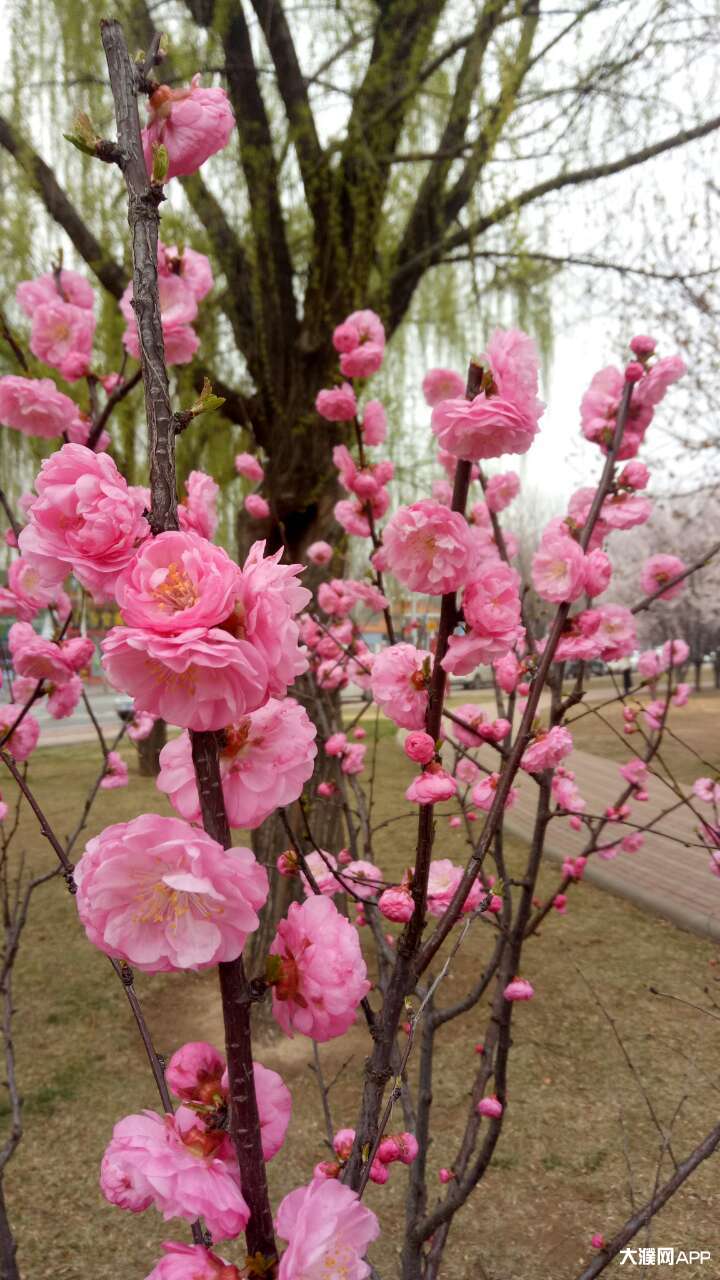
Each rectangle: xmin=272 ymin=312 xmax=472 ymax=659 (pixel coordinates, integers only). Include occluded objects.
xmin=0 ymin=1181 xmax=20 ymax=1280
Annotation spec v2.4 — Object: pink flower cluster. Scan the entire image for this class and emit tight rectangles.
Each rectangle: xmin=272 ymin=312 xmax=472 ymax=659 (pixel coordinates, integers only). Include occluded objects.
xmin=275 ymin=1177 xmax=379 ymax=1280
xmin=431 ymin=329 xmax=543 ymax=461
xmin=18 ymin=444 xmax=149 ymax=601
xmin=0 ymin=557 xmax=70 ymax=624
xmin=580 ymin=343 xmax=686 ymax=459
xmin=16 ymin=269 xmax=95 ymax=381
xmin=442 ymin=560 xmax=522 ymax=676
xmin=142 ymin=77 xmax=235 ymax=180
xmin=382 ymin=500 xmax=475 ymax=595
xmin=0 ymin=376 xmax=86 ymax=440
xmin=103 ymin=534 xmax=309 ymax=731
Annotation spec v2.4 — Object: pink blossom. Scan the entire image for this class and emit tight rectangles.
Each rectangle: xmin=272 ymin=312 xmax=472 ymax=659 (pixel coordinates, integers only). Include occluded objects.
xmin=158 ymin=242 xmax=214 ymax=301
xmin=127 ymin=711 xmax=156 ymax=742
xmin=483 ymin=328 xmax=544 ymax=423
xmin=345 ymin=860 xmax=383 ymax=900
xmin=16 ymin=269 xmax=94 ymax=315
xmin=100 ymin=750 xmax=128 ymax=789
xmin=630 ymin=335 xmax=656 ymax=357
xmin=370 ymin=643 xmax=430 ymax=729
xmin=0 ymin=375 xmax=82 ymax=439
xmin=662 ymin=638 xmax=689 ymax=668
xmin=455 ymin=756 xmax=480 ymax=786
xmin=520 ymin=725 xmax=573 ymax=773
xmin=340 ymin=343 xmax=384 ymax=378
xmin=462 ymin=561 xmax=522 ymax=639
xmin=307 ymin=540 xmax=333 ymax=566
xmin=333 ymin=321 xmax=360 ymax=353
xmin=115 ymin=531 xmax=240 ymax=633
xmin=343 ymin=309 xmax=385 ymax=348
xmin=142 ymin=1241 xmax=241 ymax=1279
xmin=692 ymin=778 xmax=720 ymax=805
xmin=228 ymin=541 xmax=310 ymax=699
xmin=234 ymin=452 xmax=265 ymax=483
xmin=438 ymin=1168 xmax=455 ymax=1184
xmin=382 ymin=500 xmax=475 ymax=595
xmin=300 ymin=850 xmax=343 ymax=897
xmin=590 ymin=1233 xmax=605 ymax=1251
xmin=406 ymin=766 xmax=457 ymax=805
xmin=432 ymin=394 xmax=538 ymax=461
xmin=673 ymin=682 xmax=690 ymax=708
xmin=18 ymin=444 xmax=149 ymax=598
xmin=9 ymin=621 xmax=74 ymax=685
xmin=552 ymin=775 xmax=585 ymax=813
xmin=425 ymin=858 xmax=480 ymax=916
xmin=316 ymin=383 xmax=357 ymax=421
xmin=275 ymin=1177 xmax=379 ymax=1280
xmin=621 ymin=833 xmax=645 ymax=854
xmin=640 ymin=553 xmax=686 ymax=601
xmin=178 ymin=470 xmax=219 ymax=541
xmin=142 ymin=77 xmax=235 ymax=180
xmin=601 ymin=491 xmax=652 ymax=530
xmin=485 ymin=471 xmax=520 ymax=513
xmin=504 ymin=977 xmax=534 ymax=1001
xmin=165 ymin=1041 xmax=225 ymax=1104
xmin=361 ymin=400 xmax=387 ymax=445
xmin=66 ymin=415 xmax=110 ymax=452
xmin=644 ymin=699 xmax=666 ymax=732
xmin=422 ymin=368 xmax=465 ymax=407
xmin=102 ymin=626 xmax=268 ymax=731
xmin=625 ymin=361 xmax=644 ymax=383
xmin=618 ymin=460 xmax=650 ymax=490
xmin=378 ymin=886 xmax=413 ymax=922
xmin=245 ymin=493 xmax=270 ymax=520
xmin=494 ymin=651 xmax=519 ymax=693
xmin=121 ymin=273 xmax=199 ymax=366
xmin=75 ymin=814 xmax=268 ymax=971
xmin=47 ymin=674 xmax=83 ymax=719
xmin=471 ymin=773 xmax=517 ymax=812
xmin=554 ymin=893 xmax=568 ymax=913
xmin=620 ymin=759 xmax=648 ymax=787
xmin=583 ymin=548 xmax=612 ymax=597
xmin=29 ymin=300 xmax=95 ymax=380
xmin=532 ymin=532 xmax=586 ymax=603
xmin=636 ymin=354 xmax=686 ymax=407
xmin=100 ymin=1106 xmax=248 ymax=1240
xmin=0 ymin=557 xmax=66 ymax=621
xmin=637 ymin=650 xmax=661 ymax=682
xmin=325 ymin=731 xmax=348 ymax=756
xmin=269 ymin=896 xmax=370 ymax=1041
xmin=449 ymin=704 xmax=505 ymax=748
xmin=404 ymin=730 xmax=436 ymax=764
xmin=61 ymin=635 xmax=95 ymax=672
xmin=342 ymin=743 xmax=366 ymax=775
xmin=157 ymin=698 xmax=316 ymax=828
xmin=476 ymin=1096 xmax=503 ymax=1119
xmin=0 ymin=705 xmax=39 ymax=761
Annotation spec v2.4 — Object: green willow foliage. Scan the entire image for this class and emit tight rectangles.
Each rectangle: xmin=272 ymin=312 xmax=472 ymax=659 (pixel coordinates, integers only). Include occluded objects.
xmin=0 ymin=0 xmax=717 ymax=548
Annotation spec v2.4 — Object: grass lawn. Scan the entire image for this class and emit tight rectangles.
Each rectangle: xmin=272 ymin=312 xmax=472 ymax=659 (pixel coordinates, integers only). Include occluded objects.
xmin=3 ymin=730 xmax=720 ymax=1279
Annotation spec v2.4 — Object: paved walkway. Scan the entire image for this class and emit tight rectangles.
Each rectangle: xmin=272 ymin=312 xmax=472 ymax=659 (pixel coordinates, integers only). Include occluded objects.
xmin=504 ymin=747 xmax=720 ymax=942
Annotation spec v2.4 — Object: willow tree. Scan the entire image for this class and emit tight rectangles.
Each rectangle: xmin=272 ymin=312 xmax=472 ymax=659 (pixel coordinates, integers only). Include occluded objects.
xmin=0 ymin=0 xmax=718 ymax=554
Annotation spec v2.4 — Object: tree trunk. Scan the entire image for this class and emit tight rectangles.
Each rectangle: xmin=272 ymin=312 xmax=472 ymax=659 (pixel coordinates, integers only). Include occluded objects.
xmin=714 ymin=653 xmax=720 ymax=689
xmin=0 ymin=1180 xmax=20 ymax=1280
xmin=694 ymin=660 xmax=703 ymax=692
xmin=135 ymin=718 xmax=167 ymax=776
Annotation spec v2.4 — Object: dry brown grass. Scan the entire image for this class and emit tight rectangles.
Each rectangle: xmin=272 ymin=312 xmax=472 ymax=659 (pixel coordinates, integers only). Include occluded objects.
xmin=4 ymin=729 xmax=720 ymax=1279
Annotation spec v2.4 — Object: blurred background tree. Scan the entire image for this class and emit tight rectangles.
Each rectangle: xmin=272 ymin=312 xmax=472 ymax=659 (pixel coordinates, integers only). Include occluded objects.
xmin=1 ymin=0 xmax=719 ymax=554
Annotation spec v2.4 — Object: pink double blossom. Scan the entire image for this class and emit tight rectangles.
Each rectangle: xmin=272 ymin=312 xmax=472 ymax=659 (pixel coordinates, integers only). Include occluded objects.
xmin=378 ymin=886 xmax=414 ymax=922
xmin=0 ymin=557 xmax=66 ymax=622
xmin=520 ymin=725 xmax=573 ymax=773
xmin=228 ymin=540 xmax=310 ymax=699
xmin=640 ymin=554 xmax=686 ymax=601
xmin=269 ymin=896 xmax=370 ymax=1041
xmin=29 ymin=299 xmax=95 ymax=381
xmin=100 ymin=1106 xmax=248 ymax=1240
xmin=382 ymin=500 xmax=475 ymax=595
xmin=16 ymin=269 xmax=94 ymax=315
xmin=315 ymin=383 xmax=357 ymax=421
xmin=404 ymin=730 xmax=436 ymax=764
xmin=0 ymin=376 xmax=83 ymax=440
xmin=504 ymin=977 xmax=534 ymax=1001
xmin=234 ymin=452 xmax=265 ymax=483
xmin=158 ymin=241 xmax=214 ymax=300
xmin=431 ymin=329 xmax=542 ymax=460
xmin=116 ymin=531 xmax=240 ymax=632
xmin=471 ymin=773 xmax=517 ymax=812
xmin=159 ymin=699 xmax=315 ymax=828
xmin=361 ymin=400 xmax=387 ymax=445
xmin=74 ymin=814 xmax=268 ymax=972
xmin=275 ymin=1178 xmax=379 ymax=1280
xmin=370 ymin=643 xmax=430 ymax=729
xmin=18 ymin=444 xmax=149 ymax=600
xmin=142 ymin=77 xmax=235 ymax=180
xmin=0 ymin=705 xmax=39 ymax=761
xmin=178 ymin=470 xmax=219 ymax=541
xmin=100 ymin=750 xmax=128 ymax=790
xmin=406 ymin=765 xmax=457 ymax=804
xmin=307 ymin=539 xmax=333 ymax=565
xmin=422 ymin=367 xmax=465 ymax=406
xmin=101 ymin=626 xmax=269 ymax=731
xmin=142 ymin=1242 xmax=241 ymax=1280
xmin=485 ymin=471 xmax=520 ymax=513
xmin=532 ymin=532 xmax=586 ymax=603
